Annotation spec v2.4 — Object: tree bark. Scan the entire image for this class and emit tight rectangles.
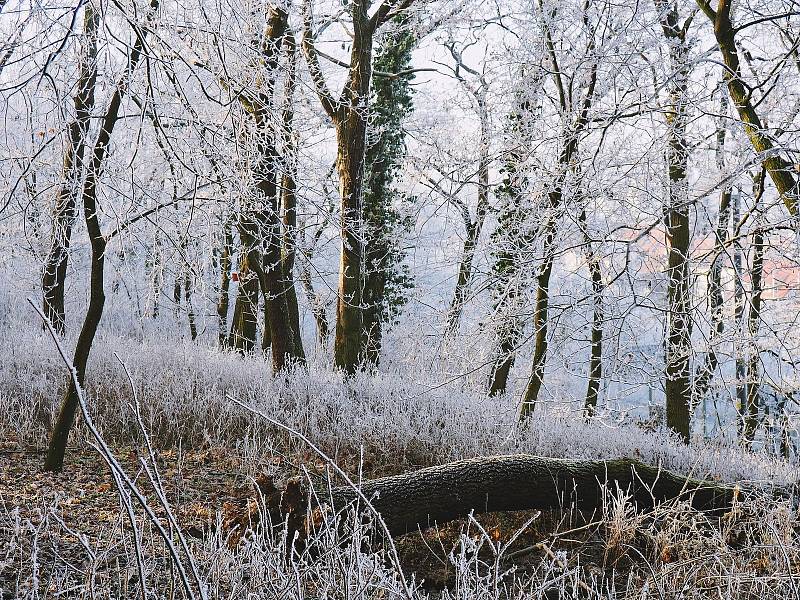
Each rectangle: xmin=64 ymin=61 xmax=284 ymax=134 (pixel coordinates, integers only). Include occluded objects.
xmin=280 ymin=33 xmax=306 ymax=363
xmin=743 ymin=169 xmax=767 ymax=446
xmin=578 ymin=208 xmax=603 ymax=415
xmin=444 ymin=51 xmax=490 ymax=337
xmin=693 ymin=86 xmax=731 ymax=406
xmin=656 ymin=1 xmax=693 ymax=443
xmin=236 ymin=6 xmax=302 ymax=372
xmin=302 ymin=0 xmax=414 ymax=374
xmin=217 ymin=217 xmax=234 ymax=348
xmin=520 ymin=6 xmax=597 ymax=419
xmin=696 ymin=0 xmax=798 ymax=219
xmin=250 ymin=455 xmax=740 ymax=540
xmin=44 ymin=0 xmax=157 ymax=472
xmin=229 ymin=248 xmax=260 ymax=354
xmin=42 ymin=5 xmax=99 ymax=335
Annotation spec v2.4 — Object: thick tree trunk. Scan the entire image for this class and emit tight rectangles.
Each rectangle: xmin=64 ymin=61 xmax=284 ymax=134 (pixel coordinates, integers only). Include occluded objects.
xmin=303 ymin=0 xmax=405 ymax=374
xmin=236 ymin=6 xmax=302 ymax=372
xmin=229 ymin=248 xmax=260 ymax=354
xmin=249 ymin=455 xmax=740 ymax=540
xmin=42 ymin=6 xmax=99 ymax=335
xmin=334 ymin=107 xmax=369 ymax=373
xmin=361 ymin=259 xmax=386 ymax=366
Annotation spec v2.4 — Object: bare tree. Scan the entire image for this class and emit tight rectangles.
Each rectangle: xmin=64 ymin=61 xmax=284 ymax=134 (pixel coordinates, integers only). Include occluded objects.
xmin=45 ymin=0 xmax=159 ymax=472
xmin=302 ymin=0 xmax=416 ymax=373
xmin=655 ymin=0 xmax=693 ymax=442
xmin=41 ymin=5 xmax=99 ymax=335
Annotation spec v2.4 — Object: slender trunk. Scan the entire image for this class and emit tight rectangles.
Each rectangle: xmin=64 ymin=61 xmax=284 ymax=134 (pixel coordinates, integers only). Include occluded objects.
xmin=743 ymin=169 xmax=766 ymax=446
xmin=217 ymin=217 xmax=234 ymax=347
xmin=44 ymin=0 xmax=157 ymax=472
xmin=657 ymin=2 xmax=693 ymax=442
xmin=693 ymin=189 xmax=731 ymax=403
xmin=731 ymin=189 xmax=748 ymax=435
xmin=184 ymin=267 xmax=197 ymax=341
xmin=579 ymin=208 xmax=603 ymax=415
xmin=262 ymin=296 xmax=272 ymax=351
xmin=280 ymin=34 xmax=305 ymax=363
xmin=42 ymin=6 xmax=99 ymax=334
xmin=149 ymin=232 xmax=163 ymax=319
xmin=519 ymin=7 xmax=597 ymax=419
xmin=299 ymin=260 xmax=329 ymax=346
xmin=446 ymin=98 xmax=490 ymax=337
xmin=693 ymin=86 xmax=731 ymax=405
xmin=520 ymin=210 xmax=558 ymax=418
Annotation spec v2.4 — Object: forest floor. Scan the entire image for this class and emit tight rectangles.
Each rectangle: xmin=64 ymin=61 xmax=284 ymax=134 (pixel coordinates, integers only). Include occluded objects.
xmin=1 ymin=437 xmax=594 ymax=594
xmin=3 ymin=433 xmax=796 ymax=599
xmin=1 ymin=327 xmax=798 ymax=597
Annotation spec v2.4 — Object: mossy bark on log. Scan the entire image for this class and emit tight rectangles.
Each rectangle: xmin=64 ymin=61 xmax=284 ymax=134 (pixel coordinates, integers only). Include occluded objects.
xmin=315 ymin=455 xmax=737 ymax=537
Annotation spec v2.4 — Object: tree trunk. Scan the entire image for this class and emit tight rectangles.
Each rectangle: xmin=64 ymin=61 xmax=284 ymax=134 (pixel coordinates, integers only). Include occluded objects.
xmin=488 ymin=329 xmax=519 ymax=397
xmin=42 ymin=5 xmax=99 ymax=335
xmin=445 ymin=87 xmax=490 ymax=337
xmin=520 ymin=212 xmax=557 ymax=418
xmin=693 ymin=87 xmax=731 ymax=406
xmin=732 ymin=190 xmax=748 ymax=436
xmin=280 ymin=33 xmax=306 ymax=363
xmin=300 ymin=263 xmax=329 ymax=346
xmin=184 ymin=267 xmax=197 ymax=341
xmin=334 ymin=106 xmax=368 ymax=373
xmin=229 ymin=247 xmax=260 ymax=354
xmin=579 ymin=208 xmax=603 ymax=415
xmin=217 ymin=217 xmax=234 ymax=348
xmin=361 ymin=259 xmax=386 ymax=366
xmin=250 ymin=455 xmax=740 ymax=540
xmin=519 ymin=10 xmax=598 ymax=419
xmin=44 ymin=0 xmax=157 ymax=472
xmin=302 ymin=0 xmax=409 ymax=374
xmin=236 ymin=6 xmax=301 ymax=372
xmin=697 ymin=0 xmax=798 ymax=218
xmin=657 ymin=1 xmax=693 ymax=443
xmin=743 ymin=169 xmax=766 ymax=446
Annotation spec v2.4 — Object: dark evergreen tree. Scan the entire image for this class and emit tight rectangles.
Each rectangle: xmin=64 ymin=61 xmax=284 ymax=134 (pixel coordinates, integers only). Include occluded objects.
xmin=361 ymin=22 xmax=416 ymax=366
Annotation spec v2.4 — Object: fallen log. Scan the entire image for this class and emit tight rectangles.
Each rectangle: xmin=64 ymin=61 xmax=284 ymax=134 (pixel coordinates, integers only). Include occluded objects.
xmin=233 ymin=454 xmax=740 ymax=542
xmin=316 ymin=454 xmax=738 ymax=537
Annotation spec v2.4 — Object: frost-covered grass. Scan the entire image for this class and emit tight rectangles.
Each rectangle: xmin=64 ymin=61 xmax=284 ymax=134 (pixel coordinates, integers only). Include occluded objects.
xmin=2 ymin=298 xmax=800 ymax=598
xmin=1 ymin=311 xmax=796 ymax=488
